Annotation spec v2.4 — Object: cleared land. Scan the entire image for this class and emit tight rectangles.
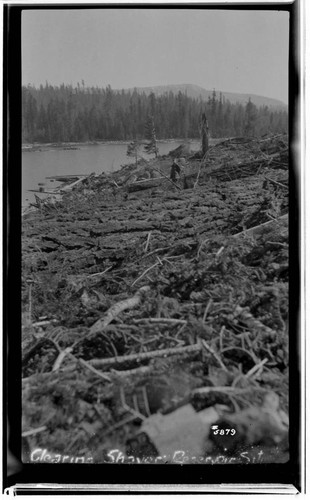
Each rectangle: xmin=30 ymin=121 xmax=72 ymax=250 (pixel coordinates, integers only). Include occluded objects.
xmin=22 ymin=135 xmax=289 ymax=464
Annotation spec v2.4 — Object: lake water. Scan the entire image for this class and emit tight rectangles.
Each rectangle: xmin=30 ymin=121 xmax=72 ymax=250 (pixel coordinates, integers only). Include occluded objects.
xmin=22 ymin=141 xmax=200 ymax=206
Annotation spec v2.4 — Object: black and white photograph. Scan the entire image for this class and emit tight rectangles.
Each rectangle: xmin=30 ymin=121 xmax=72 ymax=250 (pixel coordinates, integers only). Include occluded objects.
xmin=4 ymin=0 xmax=303 ymax=494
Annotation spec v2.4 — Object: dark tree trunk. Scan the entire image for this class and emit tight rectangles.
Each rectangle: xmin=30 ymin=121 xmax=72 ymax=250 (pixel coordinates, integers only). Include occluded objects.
xmin=201 ymin=112 xmax=209 ymax=156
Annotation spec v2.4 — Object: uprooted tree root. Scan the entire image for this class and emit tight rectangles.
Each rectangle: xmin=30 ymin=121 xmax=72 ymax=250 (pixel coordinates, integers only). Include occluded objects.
xmin=21 ymin=134 xmax=289 ymax=463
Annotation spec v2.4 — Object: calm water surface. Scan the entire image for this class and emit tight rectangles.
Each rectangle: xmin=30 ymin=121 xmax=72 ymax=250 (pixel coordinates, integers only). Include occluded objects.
xmin=22 ymin=141 xmax=200 ymax=206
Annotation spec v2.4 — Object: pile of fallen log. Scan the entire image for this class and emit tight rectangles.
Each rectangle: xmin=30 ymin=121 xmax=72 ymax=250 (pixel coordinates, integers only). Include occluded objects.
xmin=116 ymin=134 xmax=289 ymax=192
xmin=22 ymin=208 xmax=288 ymax=461
xmin=189 ymin=134 xmax=288 ymax=185
xmin=21 ymin=133 xmax=289 ymax=464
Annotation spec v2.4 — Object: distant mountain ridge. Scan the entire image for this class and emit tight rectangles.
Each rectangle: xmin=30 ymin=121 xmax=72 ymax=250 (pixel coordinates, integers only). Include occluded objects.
xmin=125 ymin=83 xmax=287 ymax=109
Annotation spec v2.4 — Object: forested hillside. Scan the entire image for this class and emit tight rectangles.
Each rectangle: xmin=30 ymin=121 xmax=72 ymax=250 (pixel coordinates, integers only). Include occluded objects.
xmin=125 ymin=83 xmax=287 ymax=109
xmin=22 ymin=83 xmax=288 ymax=143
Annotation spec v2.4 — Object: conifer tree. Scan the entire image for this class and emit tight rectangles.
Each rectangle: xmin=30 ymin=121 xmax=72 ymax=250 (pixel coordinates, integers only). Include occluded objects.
xmin=200 ymin=112 xmax=209 ymax=155
xmin=144 ymin=115 xmax=159 ymax=157
xmin=127 ymin=140 xmax=140 ymax=167
xmin=244 ymin=98 xmax=258 ymax=137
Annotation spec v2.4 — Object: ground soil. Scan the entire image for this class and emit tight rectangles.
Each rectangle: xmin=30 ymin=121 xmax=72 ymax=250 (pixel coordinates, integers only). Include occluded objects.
xmin=21 ymin=135 xmax=289 ymax=464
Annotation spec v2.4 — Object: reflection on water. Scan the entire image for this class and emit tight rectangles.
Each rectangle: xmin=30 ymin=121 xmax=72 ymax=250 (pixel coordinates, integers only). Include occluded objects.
xmin=22 ymin=141 xmax=200 ymax=206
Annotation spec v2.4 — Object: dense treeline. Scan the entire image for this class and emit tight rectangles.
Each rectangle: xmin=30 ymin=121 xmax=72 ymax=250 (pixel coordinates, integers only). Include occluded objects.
xmin=22 ymin=83 xmax=288 ymax=143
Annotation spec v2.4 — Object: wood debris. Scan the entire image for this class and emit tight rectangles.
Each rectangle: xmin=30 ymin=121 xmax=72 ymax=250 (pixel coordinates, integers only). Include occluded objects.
xmin=22 ymin=134 xmax=289 ymax=463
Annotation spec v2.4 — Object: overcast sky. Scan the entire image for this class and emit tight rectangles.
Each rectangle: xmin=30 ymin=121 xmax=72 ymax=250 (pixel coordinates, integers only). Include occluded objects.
xmin=22 ymin=8 xmax=289 ymax=103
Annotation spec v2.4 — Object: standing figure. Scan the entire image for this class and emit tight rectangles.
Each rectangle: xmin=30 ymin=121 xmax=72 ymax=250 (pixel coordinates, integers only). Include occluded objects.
xmin=170 ymin=158 xmax=181 ymax=183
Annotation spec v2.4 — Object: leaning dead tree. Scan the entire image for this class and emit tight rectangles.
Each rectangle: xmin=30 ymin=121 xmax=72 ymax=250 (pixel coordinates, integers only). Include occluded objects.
xmin=200 ymin=112 xmax=210 ymax=156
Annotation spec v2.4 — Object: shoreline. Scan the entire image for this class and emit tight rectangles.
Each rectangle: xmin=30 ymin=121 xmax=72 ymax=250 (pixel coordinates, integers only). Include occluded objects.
xmin=22 ymin=138 xmax=200 ymax=153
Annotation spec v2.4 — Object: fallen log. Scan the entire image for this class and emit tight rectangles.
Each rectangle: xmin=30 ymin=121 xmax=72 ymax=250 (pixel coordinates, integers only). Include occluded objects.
xmin=22 ymin=426 xmax=47 ymax=437
xmin=59 ymin=176 xmax=89 ymax=192
xmin=132 ymin=176 xmax=165 ymax=184
xmin=232 ymin=213 xmax=288 ymax=239
xmin=24 ymin=342 xmax=203 ymax=379
xmin=46 ymin=175 xmax=87 ymax=180
xmin=87 ymin=343 xmax=202 ymax=369
xmin=89 ymin=285 xmax=151 ymax=335
xmin=150 ymin=165 xmax=182 ymax=191
xmin=127 ymin=177 xmax=164 ymax=192
xmin=264 ymin=176 xmax=288 ymax=189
